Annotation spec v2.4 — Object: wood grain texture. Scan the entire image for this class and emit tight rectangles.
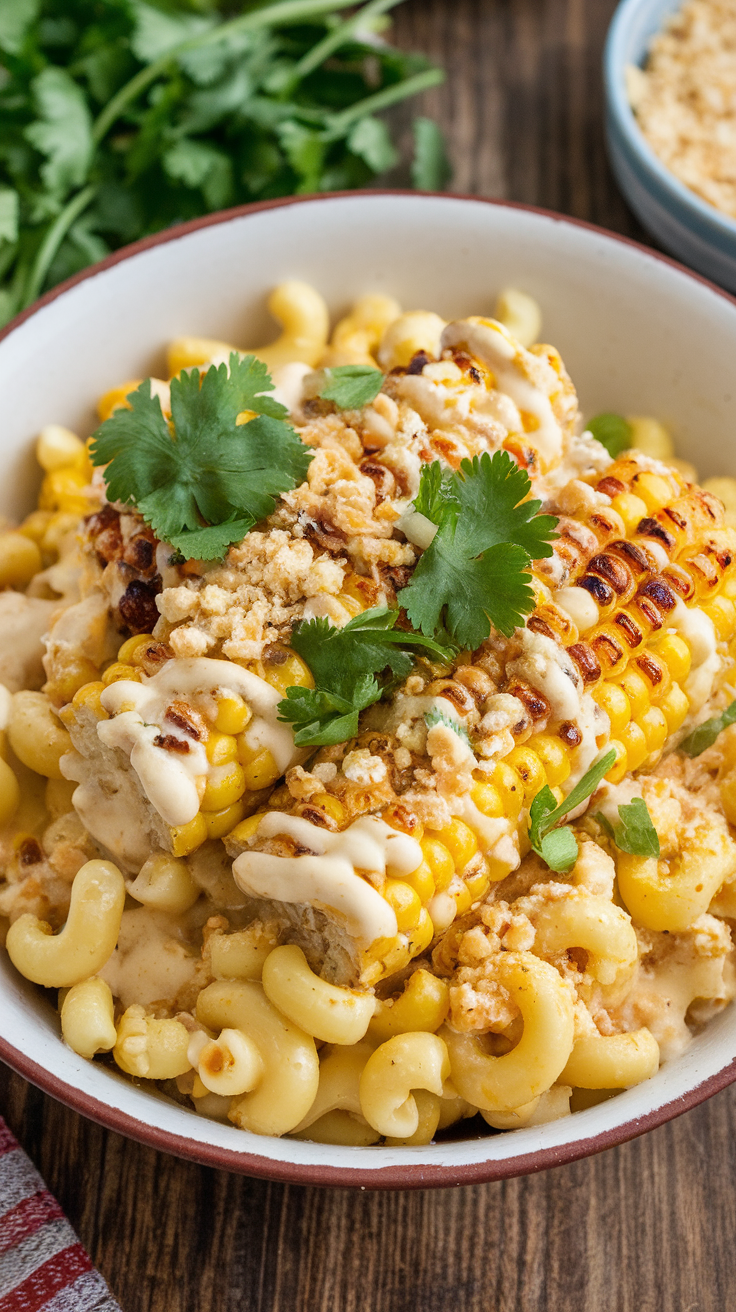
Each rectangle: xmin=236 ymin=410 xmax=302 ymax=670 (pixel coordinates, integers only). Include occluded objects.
xmin=1 ymin=1 xmax=730 ymax=1308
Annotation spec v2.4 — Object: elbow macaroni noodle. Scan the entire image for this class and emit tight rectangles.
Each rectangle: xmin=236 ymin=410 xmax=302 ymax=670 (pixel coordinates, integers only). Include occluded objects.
xmin=3 ymin=278 xmax=736 ymax=1148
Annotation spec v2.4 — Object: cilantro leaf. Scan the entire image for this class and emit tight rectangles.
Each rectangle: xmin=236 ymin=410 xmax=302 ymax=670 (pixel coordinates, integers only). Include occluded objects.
xmin=0 ymin=0 xmax=39 ymax=56
xmin=277 ymin=607 xmax=456 ymax=747
xmin=595 ymin=798 xmax=660 ymax=858
xmin=25 ymin=67 xmax=93 ymax=197
xmin=0 ymin=190 xmax=19 ymax=245
xmin=586 ymin=413 xmax=632 ymax=458
xmin=348 ymin=117 xmax=398 ymax=174
xmin=528 ymin=749 xmax=617 ymax=873
xmin=397 ymin=451 xmax=558 ymax=646
xmin=90 ymin=353 xmax=310 ymax=560
xmin=411 ymin=116 xmax=452 ymax=190
xmin=425 ymin=707 xmax=472 ymax=749
xmin=320 ymin=365 xmax=385 ymax=410
xmin=679 ymin=699 xmax=736 ymax=758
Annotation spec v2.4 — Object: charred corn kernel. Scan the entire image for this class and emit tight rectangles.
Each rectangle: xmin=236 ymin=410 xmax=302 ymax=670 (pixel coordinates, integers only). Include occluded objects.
xmin=205 ymin=731 xmax=238 ymax=766
xmin=530 ymin=734 xmax=571 ymax=787
xmin=38 ymin=468 xmax=90 ymax=514
xmin=0 ymin=757 xmax=20 ymax=827
xmin=611 ymin=492 xmax=648 ymax=534
xmin=615 ymin=668 xmax=650 ymax=718
xmin=633 ymin=651 xmax=670 ymax=702
xmin=46 ymin=657 xmax=100 ymax=704
xmin=631 ymin=471 xmax=674 ymax=512
xmin=228 ymin=812 xmax=267 ymax=844
xmin=383 ymin=878 xmax=422 ymax=932
xmin=261 ymin=650 xmax=314 ymax=695
xmin=627 ymin=416 xmax=674 ymax=461
xmin=653 ymin=633 xmax=691 ymax=682
xmin=0 ymin=532 xmax=42 ymax=588
xmin=431 ymin=818 xmax=478 ymax=870
xmin=36 ymin=425 xmax=86 ymax=472
xmin=407 ymin=908 xmax=435 ymax=957
xmin=311 ymin=793 xmax=345 ymax=824
xmin=204 ymin=799 xmax=246 ymax=840
xmin=403 ymin=860 xmax=435 ymax=902
xmin=201 ymin=761 xmax=246 ymax=811
xmin=592 ymin=682 xmax=631 ymax=736
xmin=419 ymin=837 xmax=455 ymax=892
xmin=102 ymin=662 xmax=141 ymax=686
xmin=465 ymin=863 xmax=491 ymax=903
xmin=703 ymin=476 xmax=736 ymax=526
xmin=214 ymin=693 xmax=252 ymax=735
xmin=660 ymin=683 xmax=690 ymax=733
xmin=506 ymin=745 xmax=547 ymax=800
xmin=470 ymin=781 xmax=504 ymax=818
xmin=241 ymin=747 xmax=281 ymax=791
xmin=605 ymin=740 xmax=628 ymax=783
xmin=97 ymin=380 xmax=141 ymax=422
xmin=170 ymin=812 xmax=208 ymax=857
xmin=638 ymin=706 xmax=668 ymax=754
xmin=19 ymin=510 xmax=53 ymax=543
xmin=702 ymin=595 xmax=736 ymax=640
xmin=490 ymin=762 xmax=525 ymax=820
xmin=620 ymin=721 xmax=648 ymax=771
xmin=117 ymin=633 xmax=153 ymax=664
xmin=71 ymin=681 xmax=108 ymax=718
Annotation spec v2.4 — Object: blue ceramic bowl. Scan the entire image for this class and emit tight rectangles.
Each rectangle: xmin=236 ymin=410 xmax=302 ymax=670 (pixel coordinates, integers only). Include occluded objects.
xmin=605 ymin=0 xmax=736 ymax=291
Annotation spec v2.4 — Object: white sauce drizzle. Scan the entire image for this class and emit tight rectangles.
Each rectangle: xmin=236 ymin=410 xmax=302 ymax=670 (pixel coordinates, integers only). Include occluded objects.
xmin=671 ymin=600 xmax=720 ymax=713
xmin=98 ymin=657 xmax=298 ymax=828
xmin=508 ymin=629 xmax=601 ymax=786
xmin=233 ymin=813 xmax=424 ymax=946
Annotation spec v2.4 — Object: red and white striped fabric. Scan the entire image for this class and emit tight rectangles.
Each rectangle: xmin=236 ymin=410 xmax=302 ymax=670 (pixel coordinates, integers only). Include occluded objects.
xmin=0 ymin=1117 xmax=121 ymax=1311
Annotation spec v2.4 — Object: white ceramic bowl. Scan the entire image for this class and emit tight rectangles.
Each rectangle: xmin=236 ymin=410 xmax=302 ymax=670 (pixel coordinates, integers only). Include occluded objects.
xmin=605 ymin=0 xmax=736 ymax=293
xmin=2 ymin=193 xmax=736 ymax=1188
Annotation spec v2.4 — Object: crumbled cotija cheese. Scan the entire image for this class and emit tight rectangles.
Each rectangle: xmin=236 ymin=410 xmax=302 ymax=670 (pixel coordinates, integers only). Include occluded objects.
xmin=629 ymin=0 xmax=736 ymax=220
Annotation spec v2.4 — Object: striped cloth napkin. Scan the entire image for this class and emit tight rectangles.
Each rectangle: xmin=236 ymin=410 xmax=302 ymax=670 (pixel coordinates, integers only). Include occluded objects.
xmin=0 ymin=1117 xmax=121 ymax=1311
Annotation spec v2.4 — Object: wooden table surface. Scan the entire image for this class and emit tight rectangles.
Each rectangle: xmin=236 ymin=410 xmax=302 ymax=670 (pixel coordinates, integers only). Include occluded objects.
xmin=2 ymin=2 xmax=732 ymax=1308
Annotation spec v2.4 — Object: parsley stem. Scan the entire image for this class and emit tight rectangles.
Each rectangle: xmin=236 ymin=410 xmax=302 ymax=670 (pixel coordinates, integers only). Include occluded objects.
xmin=92 ymin=0 xmax=355 ymax=145
xmin=325 ymin=67 xmax=445 ymax=134
xmin=20 ymin=184 xmax=97 ymax=311
xmin=292 ymin=0 xmax=405 ymax=81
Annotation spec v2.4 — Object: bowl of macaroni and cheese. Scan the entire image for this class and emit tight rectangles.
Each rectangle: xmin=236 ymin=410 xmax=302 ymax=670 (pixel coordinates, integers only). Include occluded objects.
xmin=2 ymin=192 xmax=736 ymax=1188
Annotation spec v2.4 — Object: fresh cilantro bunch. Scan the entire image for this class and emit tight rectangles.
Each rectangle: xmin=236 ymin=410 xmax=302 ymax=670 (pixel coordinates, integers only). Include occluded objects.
xmin=528 ymin=749 xmax=616 ymax=873
xmin=90 ymin=351 xmax=311 ymax=558
xmin=0 ymin=0 xmax=449 ymax=325
xmin=397 ymin=452 xmax=559 ymax=648
xmin=277 ymin=606 xmax=455 ymax=745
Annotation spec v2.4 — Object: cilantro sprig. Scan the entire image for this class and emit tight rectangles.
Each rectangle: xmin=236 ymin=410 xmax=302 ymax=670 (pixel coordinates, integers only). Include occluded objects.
xmin=678 ymin=699 xmax=736 ymax=758
xmin=529 ymin=748 xmax=616 ymax=873
xmin=596 ymin=799 xmax=660 ymax=858
xmin=397 ymin=452 xmax=558 ymax=647
xmin=90 ymin=353 xmax=311 ymax=560
xmin=585 ymin=413 xmax=632 ymax=458
xmin=277 ymin=606 xmax=455 ymax=746
xmin=319 ymin=365 xmax=384 ymax=409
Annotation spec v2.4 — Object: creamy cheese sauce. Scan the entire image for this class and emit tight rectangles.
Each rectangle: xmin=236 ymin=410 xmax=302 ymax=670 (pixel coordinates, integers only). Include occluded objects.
xmin=99 ymin=907 xmax=197 ymax=1008
xmin=98 ymin=657 xmax=298 ymax=827
xmin=233 ymin=813 xmax=424 ymax=946
xmin=672 ymin=600 xmax=719 ymax=714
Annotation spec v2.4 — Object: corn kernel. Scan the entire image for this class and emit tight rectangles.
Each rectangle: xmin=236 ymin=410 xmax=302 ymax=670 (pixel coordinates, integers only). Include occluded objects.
xmin=615 ymin=668 xmax=650 ymax=718
xmin=486 ymin=852 xmax=519 ymax=882
xmin=118 ymin=633 xmax=153 ymax=664
xmin=214 ymin=693 xmax=252 ymax=735
xmin=383 ymin=878 xmax=422 ymax=932
xmin=71 ymin=681 xmax=108 ymax=718
xmin=431 ymin=818 xmax=478 ymax=870
xmin=653 ymin=633 xmax=691 ymax=682
xmin=490 ymin=762 xmax=525 ymax=819
xmin=632 ymin=471 xmax=673 ymax=512
xmin=660 ymin=683 xmax=689 ymax=733
xmin=611 ymin=492 xmax=648 ymax=535
xmin=627 ymin=416 xmax=674 ymax=462
xmin=723 ymin=575 xmax=736 ymax=601
xmin=465 ymin=862 xmax=491 ymax=904
xmin=620 ymin=721 xmax=648 ymax=771
xmin=633 ymin=651 xmax=670 ymax=703
xmin=592 ymin=682 xmax=631 ymax=736
xmin=260 ymin=650 xmax=314 ymax=695
xmin=203 ymin=799 xmax=246 ymax=840
xmin=407 ymin=907 xmax=435 ymax=958
xmin=228 ymin=812 xmax=267 ymax=845
xmin=102 ymin=662 xmax=141 ymax=687
xmin=530 ymin=734 xmax=571 ymax=787
xmin=311 ymin=792 xmax=345 ymax=823
xmin=241 ymin=747 xmax=281 ymax=791
xmin=38 ymin=468 xmax=91 ymax=515
xmin=201 ymin=761 xmax=246 ymax=811
xmin=505 ymin=745 xmax=547 ymax=800
xmin=46 ymin=657 xmax=100 ymax=705
xmin=605 ymin=739 xmax=628 ymax=784
xmin=419 ymin=837 xmax=455 ymax=891
xmin=97 ymin=380 xmax=141 ymax=423
xmin=403 ymin=859 xmax=435 ymax=903
xmin=702 ymin=596 xmax=736 ymax=641
xmin=470 ymin=781 xmax=504 ymax=818
xmin=170 ymin=813 xmax=208 ymax=857
xmin=19 ymin=510 xmax=53 ymax=543
xmin=36 ymin=425 xmax=86 ymax=472
xmin=205 ymin=731 xmax=238 ymax=766
xmin=638 ymin=706 xmax=668 ymax=754
xmin=0 ymin=532 xmax=42 ymax=588
xmin=41 ymin=512 xmax=80 ymax=557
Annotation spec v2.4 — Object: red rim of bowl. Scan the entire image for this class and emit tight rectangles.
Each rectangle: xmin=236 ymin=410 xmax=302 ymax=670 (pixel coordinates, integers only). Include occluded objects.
xmin=2 ymin=189 xmax=736 ymax=1189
